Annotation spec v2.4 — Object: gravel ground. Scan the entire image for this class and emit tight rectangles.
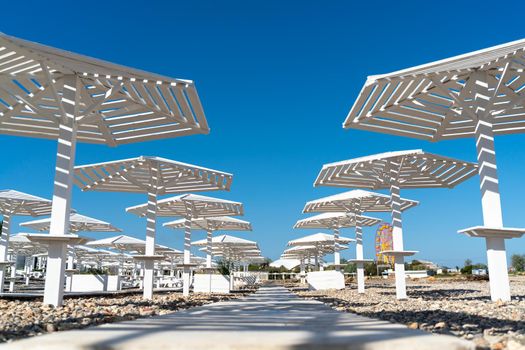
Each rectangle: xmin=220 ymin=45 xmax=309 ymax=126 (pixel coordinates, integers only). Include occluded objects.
xmin=296 ymin=276 xmax=525 ymax=350
xmin=0 ymin=291 xmax=248 ymax=343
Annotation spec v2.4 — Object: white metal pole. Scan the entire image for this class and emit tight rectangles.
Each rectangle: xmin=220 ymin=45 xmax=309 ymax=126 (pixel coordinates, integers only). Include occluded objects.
xmin=65 ymin=248 xmax=74 ymax=292
xmin=355 ymin=214 xmax=365 ymax=293
xmin=143 ymin=191 xmax=157 ymax=300
xmin=206 ymin=229 xmax=213 ymax=293
xmin=182 ymin=204 xmax=193 ymax=297
xmin=24 ymin=256 xmax=31 ymax=286
xmin=206 ymin=229 xmax=213 ymax=268
xmin=300 ymin=258 xmax=305 ymax=284
xmin=389 ymin=172 xmax=407 ymax=300
xmin=9 ymin=251 xmax=17 ymax=292
xmin=475 ymin=119 xmax=510 ymax=301
xmin=0 ymin=213 xmax=11 ymax=293
xmin=43 ymin=75 xmax=79 ymax=307
xmin=333 ymin=227 xmax=340 ymax=271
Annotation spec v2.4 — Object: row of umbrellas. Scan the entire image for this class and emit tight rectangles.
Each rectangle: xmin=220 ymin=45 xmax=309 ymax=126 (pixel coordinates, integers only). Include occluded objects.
xmin=0 ymin=33 xmax=263 ymax=306
xmin=289 ymin=37 xmax=525 ymax=302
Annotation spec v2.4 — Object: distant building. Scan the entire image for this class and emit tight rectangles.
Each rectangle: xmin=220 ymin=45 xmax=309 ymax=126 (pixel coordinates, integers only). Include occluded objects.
xmin=414 ymin=259 xmax=438 ymax=270
xmin=472 ymin=269 xmax=487 ymax=275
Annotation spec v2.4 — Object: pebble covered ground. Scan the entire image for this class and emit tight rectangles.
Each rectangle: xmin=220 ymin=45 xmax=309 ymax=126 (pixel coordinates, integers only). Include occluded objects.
xmin=0 ymin=292 xmax=247 ymax=343
xmin=296 ymin=276 xmax=525 ymax=350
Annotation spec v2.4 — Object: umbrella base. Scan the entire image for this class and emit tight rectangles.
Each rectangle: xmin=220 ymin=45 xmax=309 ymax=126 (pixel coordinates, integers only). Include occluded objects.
xmin=458 ymin=226 xmax=525 ymax=239
xmin=347 ymin=259 xmax=374 ymax=264
xmin=380 ymin=250 xmax=418 ymax=257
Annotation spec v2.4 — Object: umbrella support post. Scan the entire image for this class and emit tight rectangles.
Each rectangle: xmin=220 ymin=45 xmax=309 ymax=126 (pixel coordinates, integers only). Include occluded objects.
xmin=355 ymin=215 xmax=365 ymax=293
xmin=182 ymin=205 xmax=193 ymax=297
xmin=389 ymin=177 xmax=407 ymax=300
xmin=300 ymin=259 xmax=305 ymax=284
xmin=9 ymin=251 xmax=17 ymax=292
xmin=206 ymin=230 xmax=212 ymax=268
xmin=143 ymin=260 xmax=154 ymax=299
xmin=475 ymin=120 xmax=510 ymax=302
xmin=356 ymin=262 xmax=364 ymax=293
xmin=143 ymin=191 xmax=158 ymax=300
xmin=43 ymin=75 xmax=79 ymax=307
xmin=24 ymin=257 xmax=31 ymax=286
xmin=333 ymin=228 xmax=340 ymax=271
xmin=0 ymin=214 xmax=11 ymax=293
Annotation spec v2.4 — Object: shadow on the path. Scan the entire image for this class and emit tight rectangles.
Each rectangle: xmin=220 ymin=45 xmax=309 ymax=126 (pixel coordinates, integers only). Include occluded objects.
xmin=71 ymin=287 xmax=456 ymax=350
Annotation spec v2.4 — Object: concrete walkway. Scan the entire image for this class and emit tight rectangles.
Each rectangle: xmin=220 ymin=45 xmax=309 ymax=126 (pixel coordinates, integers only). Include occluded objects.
xmin=2 ymin=286 xmax=474 ymax=350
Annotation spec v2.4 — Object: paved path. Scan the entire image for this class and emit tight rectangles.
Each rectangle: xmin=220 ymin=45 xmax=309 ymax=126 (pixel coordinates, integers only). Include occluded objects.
xmin=2 ymin=286 xmax=473 ymax=350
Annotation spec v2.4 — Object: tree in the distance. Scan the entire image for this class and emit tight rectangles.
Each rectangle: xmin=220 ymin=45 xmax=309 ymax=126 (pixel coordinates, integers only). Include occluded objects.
xmin=511 ymin=254 xmax=525 ymax=272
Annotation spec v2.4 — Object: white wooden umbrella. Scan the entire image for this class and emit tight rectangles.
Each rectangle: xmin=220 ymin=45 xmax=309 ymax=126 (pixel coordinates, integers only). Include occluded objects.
xmin=288 ymin=233 xmax=354 ymax=246
xmin=304 ymin=189 xmax=418 ymax=296
xmin=127 ymin=194 xmax=243 ymax=296
xmin=87 ymin=234 xmax=177 ymax=290
xmin=313 ymin=150 xmax=476 ymax=298
xmin=283 ymin=243 xmax=348 ymax=272
xmin=22 ymin=213 xmax=121 ymax=291
xmin=75 ymin=157 xmax=233 ymax=300
xmin=0 ymin=33 xmax=211 ymax=306
xmin=294 ymin=212 xmax=380 ymax=271
xmin=287 ymin=234 xmax=351 ymax=271
xmin=344 ymin=40 xmax=525 ymax=301
xmin=164 ymin=217 xmax=251 ymax=268
xmin=0 ymin=190 xmax=52 ymax=292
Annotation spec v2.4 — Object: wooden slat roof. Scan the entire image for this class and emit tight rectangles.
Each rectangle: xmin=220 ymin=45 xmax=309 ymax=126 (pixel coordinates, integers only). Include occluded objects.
xmin=314 ymin=149 xmax=478 ymax=190
xmin=74 ymin=156 xmax=232 ymax=195
xmin=126 ymin=194 xmax=243 ymax=218
xmin=0 ymin=33 xmax=209 ymax=145
xmin=303 ymin=189 xmax=418 ymax=213
xmin=0 ymin=189 xmax=52 ymax=216
xmin=20 ymin=213 xmax=121 ymax=233
xmin=164 ymin=216 xmax=251 ymax=231
xmin=294 ymin=212 xmax=381 ymax=229
xmin=344 ymin=39 xmax=525 ymax=140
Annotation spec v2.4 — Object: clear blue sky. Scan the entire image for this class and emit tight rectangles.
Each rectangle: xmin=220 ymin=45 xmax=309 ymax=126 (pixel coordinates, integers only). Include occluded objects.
xmin=2 ymin=0 xmax=525 ymax=268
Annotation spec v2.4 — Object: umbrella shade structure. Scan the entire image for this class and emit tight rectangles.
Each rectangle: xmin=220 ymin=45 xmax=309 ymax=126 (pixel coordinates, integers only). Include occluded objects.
xmin=197 ymin=236 xmax=260 ymax=271
xmin=294 ymin=212 xmax=381 ymax=271
xmin=343 ymin=39 xmax=525 ymax=301
xmin=9 ymin=233 xmax=47 ymax=256
xmin=287 ymin=233 xmax=354 ymax=246
xmin=287 ymin=233 xmax=351 ymax=271
xmin=165 ymin=216 xmax=252 ymax=268
xmin=126 ymin=194 xmax=243 ymax=218
xmin=194 ymin=234 xmax=258 ymax=264
xmin=74 ymin=156 xmax=232 ymax=194
xmin=20 ymin=213 xmax=121 ymax=233
xmin=192 ymin=234 xmax=257 ymax=247
xmin=86 ymin=235 xmax=148 ymax=252
xmin=270 ymin=259 xmax=302 ymax=270
xmin=86 ymin=234 xmax=176 ymax=290
xmin=21 ymin=213 xmax=121 ymax=289
xmin=127 ymin=194 xmax=243 ymax=296
xmin=304 ymin=189 xmax=418 ymax=296
xmin=303 ymin=189 xmax=417 ymax=213
xmin=313 ymin=150 xmax=477 ymax=299
xmin=0 ymin=33 xmax=212 ymax=306
xmin=314 ymin=150 xmax=477 ymax=190
xmin=282 ymin=243 xmax=348 ymax=271
xmin=75 ymin=158 xmax=233 ymax=301
xmin=294 ymin=212 xmax=380 ymax=229
xmin=86 ymin=234 xmax=170 ymax=255
xmin=0 ymin=190 xmax=52 ymax=292
xmin=0 ymin=32 xmax=209 ymax=144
